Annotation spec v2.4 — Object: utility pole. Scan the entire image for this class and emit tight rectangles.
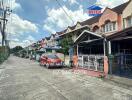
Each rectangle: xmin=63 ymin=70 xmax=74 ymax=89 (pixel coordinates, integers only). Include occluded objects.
xmin=2 ymin=9 xmax=7 ymax=46
xmin=0 ymin=7 xmax=12 ymax=46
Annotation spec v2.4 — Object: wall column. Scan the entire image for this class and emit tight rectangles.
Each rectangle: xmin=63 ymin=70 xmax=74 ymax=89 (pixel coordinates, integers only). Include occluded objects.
xmin=103 ymin=38 xmax=106 ymax=56
xmin=77 ymin=44 xmax=78 ymax=56
xmin=108 ymin=41 xmax=111 ymax=55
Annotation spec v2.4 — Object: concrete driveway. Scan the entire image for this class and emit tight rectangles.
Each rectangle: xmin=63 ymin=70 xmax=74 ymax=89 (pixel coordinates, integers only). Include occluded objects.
xmin=0 ymin=56 xmax=132 ymax=100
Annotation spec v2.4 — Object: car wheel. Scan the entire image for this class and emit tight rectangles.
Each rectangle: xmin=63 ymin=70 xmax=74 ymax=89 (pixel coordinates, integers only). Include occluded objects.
xmin=46 ymin=63 xmax=50 ymax=69
xmin=40 ymin=62 xmax=43 ymax=66
xmin=43 ymin=63 xmax=46 ymax=66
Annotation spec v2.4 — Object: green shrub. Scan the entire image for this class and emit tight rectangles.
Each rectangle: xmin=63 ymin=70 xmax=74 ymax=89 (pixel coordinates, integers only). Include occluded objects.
xmin=0 ymin=46 xmax=10 ymax=64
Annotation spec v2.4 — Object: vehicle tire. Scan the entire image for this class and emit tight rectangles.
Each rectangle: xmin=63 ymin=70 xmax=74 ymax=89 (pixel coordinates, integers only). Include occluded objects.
xmin=40 ymin=62 xmax=43 ymax=66
xmin=43 ymin=63 xmax=46 ymax=66
xmin=46 ymin=63 xmax=50 ymax=69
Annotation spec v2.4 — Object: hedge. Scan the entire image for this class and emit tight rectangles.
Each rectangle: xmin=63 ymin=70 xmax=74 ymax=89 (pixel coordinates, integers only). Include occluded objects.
xmin=0 ymin=46 xmax=10 ymax=64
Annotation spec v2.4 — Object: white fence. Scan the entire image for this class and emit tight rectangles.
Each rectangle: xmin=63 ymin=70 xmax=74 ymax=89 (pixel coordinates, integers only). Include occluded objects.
xmin=78 ymin=55 xmax=104 ymax=72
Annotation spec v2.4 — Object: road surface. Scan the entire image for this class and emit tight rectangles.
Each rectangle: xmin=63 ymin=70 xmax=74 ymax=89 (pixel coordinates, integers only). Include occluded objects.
xmin=0 ymin=56 xmax=132 ymax=100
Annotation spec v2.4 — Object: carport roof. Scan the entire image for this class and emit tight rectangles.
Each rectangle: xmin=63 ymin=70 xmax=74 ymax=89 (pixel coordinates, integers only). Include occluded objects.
xmin=74 ymin=30 xmax=103 ymax=45
xmin=107 ymin=26 xmax=132 ymax=40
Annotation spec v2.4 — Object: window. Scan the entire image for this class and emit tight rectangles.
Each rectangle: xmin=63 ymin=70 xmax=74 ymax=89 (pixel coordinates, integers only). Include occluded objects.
xmin=103 ymin=21 xmax=116 ymax=33
xmin=102 ymin=26 xmax=105 ymax=32
xmin=105 ymin=24 xmax=109 ymax=32
xmin=47 ymin=55 xmax=59 ymax=59
xmin=113 ymin=22 xmax=116 ymax=30
xmin=109 ymin=23 xmax=112 ymax=31
xmin=127 ymin=17 xmax=132 ymax=27
xmin=123 ymin=19 xmax=125 ymax=29
xmin=93 ymin=26 xmax=99 ymax=33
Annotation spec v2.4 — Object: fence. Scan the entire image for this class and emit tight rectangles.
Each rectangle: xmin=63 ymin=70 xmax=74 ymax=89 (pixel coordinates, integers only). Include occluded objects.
xmin=0 ymin=46 xmax=10 ymax=64
xmin=111 ymin=54 xmax=132 ymax=75
xmin=78 ymin=55 xmax=104 ymax=72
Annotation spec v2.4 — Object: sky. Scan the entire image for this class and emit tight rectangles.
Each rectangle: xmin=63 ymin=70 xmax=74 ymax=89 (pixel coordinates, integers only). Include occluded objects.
xmin=0 ymin=0 xmax=129 ymax=48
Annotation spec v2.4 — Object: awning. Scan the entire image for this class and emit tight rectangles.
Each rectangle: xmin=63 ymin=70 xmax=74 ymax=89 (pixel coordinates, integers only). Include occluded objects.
xmin=44 ymin=46 xmax=62 ymax=50
xmin=59 ymin=25 xmax=90 ymax=37
xmin=107 ymin=26 xmax=132 ymax=41
xmin=79 ymin=38 xmax=103 ymax=44
xmin=74 ymin=30 xmax=103 ymax=45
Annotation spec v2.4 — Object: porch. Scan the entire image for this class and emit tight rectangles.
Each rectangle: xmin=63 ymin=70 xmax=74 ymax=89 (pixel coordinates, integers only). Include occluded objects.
xmin=74 ymin=30 xmax=107 ymax=74
xmin=107 ymin=26 xmax=132 ymax=78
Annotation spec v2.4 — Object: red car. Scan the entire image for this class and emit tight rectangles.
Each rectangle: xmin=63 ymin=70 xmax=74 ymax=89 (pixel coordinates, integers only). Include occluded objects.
xmin=40 ymin=54 xmax=64 ymax=68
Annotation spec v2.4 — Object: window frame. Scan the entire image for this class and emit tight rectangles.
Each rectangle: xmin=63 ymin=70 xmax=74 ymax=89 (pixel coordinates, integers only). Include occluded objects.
xmin=103 ymin=21 xmax=117 ymax=33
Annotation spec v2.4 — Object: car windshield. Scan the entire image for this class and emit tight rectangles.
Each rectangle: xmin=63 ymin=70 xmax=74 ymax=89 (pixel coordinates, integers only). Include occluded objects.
xmin=47 ymin=55 xmax=59 ymax=59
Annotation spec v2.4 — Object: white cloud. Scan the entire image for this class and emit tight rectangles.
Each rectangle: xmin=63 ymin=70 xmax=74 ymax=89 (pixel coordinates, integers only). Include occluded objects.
xmin=46 ymin=0 xmax=78 ymax=4
xmin=1 ymin=0 xmax=37 ymax=48
xmin=12 ymin=38 xmax=19 ymax=42
xmin=9 ymin=41 xmax=26 ymax=48
xmin=43 ymin=24 xmax=56 ymax=34
xmin=25 ymin=35 xmax=36 ymax=42
xmin=2 ymin=0 xmax=21 ymax=10
xmin=9 ymin=35 xmax=36 ymax=48
xmin=64 ymin=0 xmax=79 ymax=5
xmin=69 ymin=0 xmax=78 ymax=4
xmin=11 ymin=0 xmax=21 ymax=10
xmin=6 ymin=13 xmax=38 ymax=35
xmin=96 ymin=0 xmax=129 ymax=8
xmin=44 ymin=5 xmax=90 ymax=33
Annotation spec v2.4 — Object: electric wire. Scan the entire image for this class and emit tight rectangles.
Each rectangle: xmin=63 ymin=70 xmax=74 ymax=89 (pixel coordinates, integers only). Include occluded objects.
xmin=55 ymin=0 xmax=74 ymax=24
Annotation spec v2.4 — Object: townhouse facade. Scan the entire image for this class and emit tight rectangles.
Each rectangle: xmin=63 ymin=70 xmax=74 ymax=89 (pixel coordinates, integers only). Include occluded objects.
xmin=122 ymin=1 xmax=132 ymax=29
xmin=56 ymin=0 xmax=132 ymax=77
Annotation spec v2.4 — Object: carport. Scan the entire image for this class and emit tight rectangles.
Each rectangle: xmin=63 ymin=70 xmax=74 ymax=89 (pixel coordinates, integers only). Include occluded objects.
xmin=74 ymin=30 xmax=106 ymax=72
xmin=107 ymin=26 xmax=132 ymax=77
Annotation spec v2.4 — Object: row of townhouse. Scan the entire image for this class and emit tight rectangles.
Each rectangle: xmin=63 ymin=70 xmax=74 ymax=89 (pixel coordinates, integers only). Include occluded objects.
xmin=28 ymin=0 xmax=132 ymax=77
xmin=55 ymin=0 xmax=132 ymax=77
xmin=28 ymin=33 xmax=61 ymax=54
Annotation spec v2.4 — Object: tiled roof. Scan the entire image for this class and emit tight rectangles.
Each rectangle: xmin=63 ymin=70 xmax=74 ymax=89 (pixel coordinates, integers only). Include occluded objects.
xmin=56 ymin=29 xmax=67 ymax=35
xmin=80 ymin=15 xmax=101 ymax=26
xmin=45 ymin=37 xmax=50 ymax=40
xmin=69 ymin=25 xmax=76 ymax=30
xmin=76 ymin=1 xmax=130 ymax=26
xmin=55 ymin=1 xmax=130 ymax=36
xmin=112 ymin=1 xmax=130 ymax=14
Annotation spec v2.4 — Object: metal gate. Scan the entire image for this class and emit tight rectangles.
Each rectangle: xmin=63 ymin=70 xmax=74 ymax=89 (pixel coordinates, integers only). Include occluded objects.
xmin=113 ymin=54 xmax=132 ymax=77
xmin=78 ymin=55 xmax=104 ymax=72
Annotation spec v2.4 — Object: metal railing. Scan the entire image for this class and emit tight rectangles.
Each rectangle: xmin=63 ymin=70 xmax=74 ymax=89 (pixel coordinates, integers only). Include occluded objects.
xmin=114 ymin=54 xmax=132 ymax=72
xmin=78 ymin=55 xmax=104 ymax=72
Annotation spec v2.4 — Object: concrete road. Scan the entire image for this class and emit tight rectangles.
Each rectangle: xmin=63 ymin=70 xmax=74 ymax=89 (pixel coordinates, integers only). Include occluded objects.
xmin=0 ymin=56 xmax=132 ymax=100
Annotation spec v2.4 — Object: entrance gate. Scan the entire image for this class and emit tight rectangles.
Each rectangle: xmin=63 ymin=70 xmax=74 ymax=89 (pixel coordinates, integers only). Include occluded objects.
xmin=113 ymin=54 xmax=132 ymax=77
xmin=78 ymin=55 xmax=104 ymax=72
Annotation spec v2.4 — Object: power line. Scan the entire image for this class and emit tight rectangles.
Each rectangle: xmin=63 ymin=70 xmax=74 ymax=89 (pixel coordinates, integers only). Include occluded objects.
xmin=55 ymin=0 xmax=74 ymax=24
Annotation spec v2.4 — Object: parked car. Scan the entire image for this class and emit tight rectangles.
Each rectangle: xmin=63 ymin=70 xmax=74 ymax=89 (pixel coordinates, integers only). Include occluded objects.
xmin=40 ymin=54 xmax=64 ymax=68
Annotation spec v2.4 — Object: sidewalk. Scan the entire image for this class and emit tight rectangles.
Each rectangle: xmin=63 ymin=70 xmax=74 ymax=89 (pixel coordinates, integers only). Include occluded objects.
xmin=72 ymin=67 xmax=105 ymax=77
xmin=0 ymin=60 xmax=7 ymax=77
xmin=105 ymin=75 xmax=132 ymax=88
xmin=71 ymin=67 xmax=132 ymax=89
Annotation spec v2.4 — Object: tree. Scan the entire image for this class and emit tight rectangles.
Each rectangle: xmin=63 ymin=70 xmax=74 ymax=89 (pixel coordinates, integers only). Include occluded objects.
xmin=60 ymin=36 xmax=73 ymax=55
xmin=10 ymin=46 xmax=23 ymax=54
xmin=58 ymin=36 xmax=74 ymax=65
